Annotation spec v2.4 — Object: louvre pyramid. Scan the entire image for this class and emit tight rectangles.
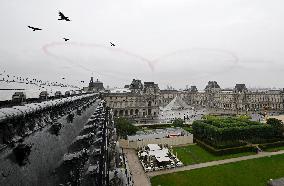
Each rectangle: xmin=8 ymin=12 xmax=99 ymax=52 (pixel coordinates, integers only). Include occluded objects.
xmin=163 ymin=95 xmax=191 ymax=111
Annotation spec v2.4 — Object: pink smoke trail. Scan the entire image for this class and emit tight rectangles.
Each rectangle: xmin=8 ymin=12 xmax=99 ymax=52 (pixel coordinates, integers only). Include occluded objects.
xmin=42 ymin=42 xmax=154 ymax=79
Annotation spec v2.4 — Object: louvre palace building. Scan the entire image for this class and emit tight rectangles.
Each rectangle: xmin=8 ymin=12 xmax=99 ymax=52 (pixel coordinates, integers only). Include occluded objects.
xmin=102 ymin=79 xmax=284 ymax=122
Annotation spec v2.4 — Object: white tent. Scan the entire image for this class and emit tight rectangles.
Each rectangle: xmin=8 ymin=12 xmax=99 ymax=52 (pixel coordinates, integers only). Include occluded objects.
xmin=148 ymin=148 xmax=169 ymax=157
xmin=156 ymin=156 xmax=171 ymax=162
xmin=147 ymin=144 xmax=161 ymax=151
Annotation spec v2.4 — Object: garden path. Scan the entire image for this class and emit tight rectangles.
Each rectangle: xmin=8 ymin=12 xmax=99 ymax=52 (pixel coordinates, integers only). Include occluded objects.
xmin=147 ymin=150 xmax=284 ymax=177
xmin=124 ymin=148 xmax=151 ymax=186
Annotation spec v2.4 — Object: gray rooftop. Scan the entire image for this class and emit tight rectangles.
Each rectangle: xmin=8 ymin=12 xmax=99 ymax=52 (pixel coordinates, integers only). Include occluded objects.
xmin=127 ymin=128 xmax=191 ymax=141
xmin=267 ymin=177 xmax=284 ymax=186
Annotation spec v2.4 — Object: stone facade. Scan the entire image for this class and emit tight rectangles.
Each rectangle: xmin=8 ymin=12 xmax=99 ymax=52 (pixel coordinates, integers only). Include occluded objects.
xmin=85 ymin=77 xmax=105 ymax=92
xmin=183 ymin=82 xmax=284 ymax=113
xmin=104 ymin=79 xmax=160 ymax=123
xmin=104 ymin=79 xmax=284 ymax=123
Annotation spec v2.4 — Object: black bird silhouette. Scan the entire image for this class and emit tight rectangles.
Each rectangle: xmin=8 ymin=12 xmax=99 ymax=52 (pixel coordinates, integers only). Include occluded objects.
xmin=28 ymin=26 xmax=42 ymax=31
xmin=63 ymin=38 xmax=69 ymax=41
xmin=2 ymin=171 xmax=11 ymax=178
xmin=110 ymin=42 xmax=115 ymax=47
xmin=58 ymin=11 xmax=71 ymax=21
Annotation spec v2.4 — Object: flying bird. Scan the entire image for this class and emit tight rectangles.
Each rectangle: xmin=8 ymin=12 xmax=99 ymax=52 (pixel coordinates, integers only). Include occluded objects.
xmin=62 ymin=77 xmax=65 ymax=79
xmin=58 ymin=11 xmax=71 ymax=21
xmin=110 ymin=42 xmax=115 ymax=47
xmin=28 ymin=26 xmax=42 ymax=31
xmin=63 ymin=38 xmax=69 ymax=41
xmin=2 ymin=171 xmax=11 ymax=178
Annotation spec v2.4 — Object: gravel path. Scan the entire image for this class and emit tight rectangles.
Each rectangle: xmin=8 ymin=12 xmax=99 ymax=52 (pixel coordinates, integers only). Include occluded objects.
xmin=124 ymin=148 xmax=151 ymax=186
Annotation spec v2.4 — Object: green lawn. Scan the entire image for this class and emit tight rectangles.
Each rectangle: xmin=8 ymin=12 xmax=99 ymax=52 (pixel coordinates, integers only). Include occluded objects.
xmin=173 ymin=144 xmax=255 ymax=165
xmin=151 ymin=154 xmax=284 ymax=186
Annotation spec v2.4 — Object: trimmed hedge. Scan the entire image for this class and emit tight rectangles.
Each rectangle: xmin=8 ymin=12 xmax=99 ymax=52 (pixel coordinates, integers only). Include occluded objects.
xmin=195 ymin=139 xmax=257 ymax=156
xmin=192 ymin=117 xmax=282 ymax=149
xmin=259 ymin=141 xmax=284 ymax=150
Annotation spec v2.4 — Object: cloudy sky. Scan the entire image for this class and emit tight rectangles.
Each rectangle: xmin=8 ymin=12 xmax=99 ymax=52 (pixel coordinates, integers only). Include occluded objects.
xmin=0 ymin=0 xmax=283 ymax=90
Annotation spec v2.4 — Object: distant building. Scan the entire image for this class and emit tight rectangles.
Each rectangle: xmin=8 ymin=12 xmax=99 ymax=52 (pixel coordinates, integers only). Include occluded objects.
xmin=85 ymin=77 xmax=105 ymax=92
xmin=234 ymin=84 xmax=248 ymax=93
xmin=104 ymin=79 xmax=284 ymax=123
xmin=184 ymin=81 xmax=284 ymax=112
xmin=190 ymin=86 xmax=198 ymax=93
xmin=129 ymin=79 xmax=144 ymax=92
xmin=104 ymin=79 xmax=160 ymax=123
xmin=205 ymin=81 xmax=221 ymax=93
xmin=12 ymin=92 xmax=26 ymax=103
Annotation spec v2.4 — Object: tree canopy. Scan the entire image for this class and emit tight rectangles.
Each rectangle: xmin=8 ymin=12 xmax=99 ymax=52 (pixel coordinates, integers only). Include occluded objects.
xmin=115 ymin=117 xmax=138 ymax=139
xmin=267 ymin=118 xmax=284 ymax=131
xmin=172 ymin=118 xmax=184 ymax=127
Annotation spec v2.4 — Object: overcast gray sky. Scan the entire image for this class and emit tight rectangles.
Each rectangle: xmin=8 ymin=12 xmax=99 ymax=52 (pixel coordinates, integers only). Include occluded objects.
xmin=0 ymin=0 xmax=283 ymax=90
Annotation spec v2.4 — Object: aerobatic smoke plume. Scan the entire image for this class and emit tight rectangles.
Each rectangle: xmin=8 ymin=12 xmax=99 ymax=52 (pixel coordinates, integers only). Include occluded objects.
xmin=42 ymin=42 xmax=239 ymax=82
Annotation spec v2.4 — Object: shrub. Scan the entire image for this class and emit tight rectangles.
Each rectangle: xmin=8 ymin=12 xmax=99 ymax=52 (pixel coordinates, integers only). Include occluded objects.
xmin=238 ymin=115 xmax=252 ymax=121
xmin=259 ymin=140 xmax=284 ymax=150
xmin=172 ymin=118 xmax=184 ymax=127
xmin=267 ymin=118 xmax=283 ymax=129
xmin=195 ymin=139 xmax=257 ymax=155
xmin=115 ymin=117 xmax=138 ymax=139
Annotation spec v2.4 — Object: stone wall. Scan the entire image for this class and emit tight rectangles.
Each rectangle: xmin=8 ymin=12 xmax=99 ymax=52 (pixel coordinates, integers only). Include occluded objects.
xmin=119 ymin=135 xmax=193 ymax=149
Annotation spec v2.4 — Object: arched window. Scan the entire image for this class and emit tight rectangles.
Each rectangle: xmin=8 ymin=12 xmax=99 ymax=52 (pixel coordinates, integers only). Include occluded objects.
xmin=135 ymin=109 xmax=139 ymax=115
xmin=114 ymin=110 xmax=118 ymax=117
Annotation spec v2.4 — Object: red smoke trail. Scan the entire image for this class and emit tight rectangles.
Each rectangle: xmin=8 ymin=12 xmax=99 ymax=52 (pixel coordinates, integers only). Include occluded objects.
xmin=76 ymin=42 xmax=155 ymax=71
xmin=42 ymin=42 xmax=239 ymax=81
xmin=151 ymin=48 xmax=239 ymax=66
xmin=150 ymin=48 xmax=239 ymax=80
xmin=42 ymin=42 xmax=154 ymax=79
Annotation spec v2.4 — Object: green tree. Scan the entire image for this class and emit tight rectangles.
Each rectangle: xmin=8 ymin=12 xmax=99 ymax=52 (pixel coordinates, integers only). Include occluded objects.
xmin=267 ymin=118 xmax=284 ymax=132
xmin=115 ymin=117 xmax=138 ymax=139
xmin=238 ymin=115 xmax=252 ymax=121
xmin=172 ymin=118 xmax=184 ymax=127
